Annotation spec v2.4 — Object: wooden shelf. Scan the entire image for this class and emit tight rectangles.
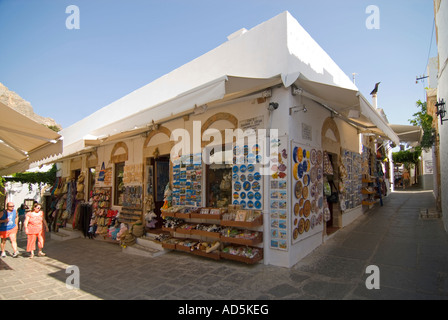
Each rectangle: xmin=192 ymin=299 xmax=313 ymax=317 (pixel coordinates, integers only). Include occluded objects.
xmin=161 ymin=208 xmax=263 ymax=264
xmin=190 ymin=213 xmax=223 ymax=220
xmin=220 ymin=233 xmax=263 ymax=246
xmin=190 ymin=229 xmax=221 ymax=239
xmin=220 ymin=251 xmax=263 ymax=264
xmin=175 ymin=212 xmax=191 ymax=219
xmin=192 ymin=249 xmax=220 ymax=260
xmin=221 ymin=215 xmax=263 ymax=228
xmin=175 ymin=243 xmax=196 ymax=252
xmin=161 ymin=211 xmax=176 ymax=219
xmin=175 ymin=227 xmax=192 ymax=235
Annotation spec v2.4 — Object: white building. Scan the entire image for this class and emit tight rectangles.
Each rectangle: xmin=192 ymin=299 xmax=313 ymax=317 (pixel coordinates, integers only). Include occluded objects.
xmin=52 ymin=12 xmax=399 ymax=267
xmin=434 ymin=0 xmax=448 ymax=231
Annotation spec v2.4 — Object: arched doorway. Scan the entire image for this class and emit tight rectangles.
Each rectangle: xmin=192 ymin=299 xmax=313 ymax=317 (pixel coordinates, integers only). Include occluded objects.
xmin=143 ymin=126 xmax=172 ymax=230
xmin=321 ymin=117 xmax=341 ymax=235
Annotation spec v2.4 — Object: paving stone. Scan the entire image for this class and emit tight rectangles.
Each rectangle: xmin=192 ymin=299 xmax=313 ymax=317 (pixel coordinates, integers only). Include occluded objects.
xmin=267 ymin=284 xmax=299 ymax=298
xmin=0 ymin=188 xmax=446 ymax=301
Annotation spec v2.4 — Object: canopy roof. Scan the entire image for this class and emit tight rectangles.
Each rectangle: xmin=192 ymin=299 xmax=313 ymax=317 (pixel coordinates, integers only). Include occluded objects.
xmin=293 ymin=76 xmax=400 ymax=145
xmin=390 ymin=124 xmax=423 ymax=146
xmin=0 ymin=102 xmax=62 ymax=176
xmin=59 ymin=11 xmax=357 ymax=157
xmin=56 ymin=11 xmax=398 ymax=161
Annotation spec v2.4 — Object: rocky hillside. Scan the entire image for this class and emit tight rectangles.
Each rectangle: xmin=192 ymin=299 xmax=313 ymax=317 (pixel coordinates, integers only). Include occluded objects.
xmin=0 ymin=82 xmax=61 ymax=131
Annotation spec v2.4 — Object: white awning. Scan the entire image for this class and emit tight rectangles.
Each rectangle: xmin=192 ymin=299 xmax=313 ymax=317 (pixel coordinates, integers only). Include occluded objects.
xmin=0 ymin=102 xmax=62 ymax=176
xmin=293 ymin=77 xmax=400 ymax=145
xmin=390 ymin=124 xmax=423 ymax=146
xmin=60 ymin=75 xmax=282 ymax=158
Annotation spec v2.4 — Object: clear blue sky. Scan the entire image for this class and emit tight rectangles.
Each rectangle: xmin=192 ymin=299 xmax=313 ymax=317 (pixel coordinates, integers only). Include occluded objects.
xmin=0 ymin=0 xmax=437 ymax=129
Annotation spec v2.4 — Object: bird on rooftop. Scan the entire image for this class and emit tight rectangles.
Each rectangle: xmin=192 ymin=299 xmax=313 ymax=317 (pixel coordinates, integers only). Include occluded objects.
xmin=370 ymin=82 xmax=381 ymax=95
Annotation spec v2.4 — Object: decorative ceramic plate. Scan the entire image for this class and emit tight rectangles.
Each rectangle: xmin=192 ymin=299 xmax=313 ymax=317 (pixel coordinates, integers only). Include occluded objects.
xmin=303 ymin=200 xmax=311 ymax=217
xmin=302 ymin=186 xmax=309 ymax=199
xmin=311 ymin=149 xmax=317 ymax=165
xmin=294 ymin=181 xmax=302 ymax=199
xmin=294 ymin=203 xmax=300 ymax=216
xmin=304 ymin=219 xmax=310 ymax=232
xmin=298 ymin=218 xmax=305 ymax=234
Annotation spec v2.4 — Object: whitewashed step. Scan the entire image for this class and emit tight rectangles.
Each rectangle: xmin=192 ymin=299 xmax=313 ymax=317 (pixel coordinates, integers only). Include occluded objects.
xmin=50 ymin=231 xmax=72 ymax=241
xmin=57 ymin=227 xmax=82 ymax=240
xmin=136 ymin=236 xmax=164 ymax=251
xmin=122 ymin=243 xmax=167 ymax=258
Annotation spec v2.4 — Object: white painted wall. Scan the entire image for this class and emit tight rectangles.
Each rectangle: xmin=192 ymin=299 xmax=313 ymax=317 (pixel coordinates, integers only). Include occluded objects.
xmin=436 ymin=0 xmax=448 ymax=232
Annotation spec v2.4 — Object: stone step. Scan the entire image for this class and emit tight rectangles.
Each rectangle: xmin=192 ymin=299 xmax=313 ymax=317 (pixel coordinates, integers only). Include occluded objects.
xmin=136 ymin=236 xmax=164 ymax=251
xmin=122 ymin=243 xmax=168 ymax=258
xmin=58 ymin=227 xmax=83 ymax=239
xmin=50 ymin=232 xmax=72 ymax=241
xmin=419 ymin=208 xmax=442 ymax=220
xmin=50 ymin=226 xmax=83 ymax=241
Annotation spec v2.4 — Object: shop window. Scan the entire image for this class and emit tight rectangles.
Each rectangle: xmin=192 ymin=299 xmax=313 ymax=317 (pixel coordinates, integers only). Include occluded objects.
xmin=114 ymin=162 xmax=125 ymax=206
xmin=205 ymin=148 xmax=233 ymax=208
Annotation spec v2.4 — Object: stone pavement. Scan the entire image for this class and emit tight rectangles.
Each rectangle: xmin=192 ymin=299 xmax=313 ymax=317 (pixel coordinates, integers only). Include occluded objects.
xmin=1 ymin=188 xmax=447 ymax=300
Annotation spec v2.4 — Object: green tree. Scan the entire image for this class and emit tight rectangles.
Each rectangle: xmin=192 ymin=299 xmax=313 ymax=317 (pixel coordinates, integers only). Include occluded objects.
xmin=408 ymin=100 xmax=435 ymax=150
xmin=4 ymin=164 xmax=58 ymax=186
xmin=392 ymin=147 xmax=422 ymax=169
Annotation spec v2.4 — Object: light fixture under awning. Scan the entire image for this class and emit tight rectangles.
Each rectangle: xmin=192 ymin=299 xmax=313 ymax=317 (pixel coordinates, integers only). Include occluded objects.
xmin=293 ymin=77 xmax=400 ymax=146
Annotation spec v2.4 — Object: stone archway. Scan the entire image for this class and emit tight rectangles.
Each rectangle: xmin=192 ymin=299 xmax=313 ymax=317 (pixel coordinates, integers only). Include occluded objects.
xmin=200 ymin=112 xmax=238 ymax=148
xmin=201 ymin=112 xmax=238 ymax=136
xmin=321 ymin=117 xmax=341 ymax=154
xmin=143 ymin=125 xmax=173 ymax=158
xmin=143 ymin=126 xmax=172 ymax=149
xmin=111 ymin=141 xmax=128 ymax=163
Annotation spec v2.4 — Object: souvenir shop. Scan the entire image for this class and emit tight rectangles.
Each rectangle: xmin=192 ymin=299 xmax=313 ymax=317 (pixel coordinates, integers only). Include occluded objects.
xmin=49 ymin=12 xmax=400 ymax=268
xmin=50 ymin=80 xmax=396 ymax=268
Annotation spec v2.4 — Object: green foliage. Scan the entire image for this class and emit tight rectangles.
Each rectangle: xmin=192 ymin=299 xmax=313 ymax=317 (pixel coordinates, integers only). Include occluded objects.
xmin=0 ymin=177 xmax=4 ymax=196
xmin=46 ymin=125 xmax=61 ymax=133
xmin=5 ymin=164 xmax=57 ymax=186
xmin=408 ymin=100 xmax=435 ymax=150
xmin=392 ymin=147 xmax=422 ymax=168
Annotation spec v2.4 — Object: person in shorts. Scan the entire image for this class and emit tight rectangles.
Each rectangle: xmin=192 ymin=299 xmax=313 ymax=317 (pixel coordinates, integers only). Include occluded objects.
xmin=402 ymin=170 xmax=410 ymax=190
xmin=0 ymin=202 xmax=19 ymax=258
xmin=18 ymin=204 xmax=27 ymax=232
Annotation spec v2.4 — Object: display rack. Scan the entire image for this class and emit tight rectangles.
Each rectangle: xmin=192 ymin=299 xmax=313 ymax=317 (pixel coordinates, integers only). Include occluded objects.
xmin=361 ymin=175 xmax=377 ymax=206
xmin=119 ymin=208 xmax=143 ymax=224
xmin=160 ymin=208 xmax=263 ymax=264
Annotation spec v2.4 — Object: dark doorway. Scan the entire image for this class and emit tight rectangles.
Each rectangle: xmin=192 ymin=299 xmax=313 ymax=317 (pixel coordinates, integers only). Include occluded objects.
xmin=146 ymin=156 xmax=170 ymax=229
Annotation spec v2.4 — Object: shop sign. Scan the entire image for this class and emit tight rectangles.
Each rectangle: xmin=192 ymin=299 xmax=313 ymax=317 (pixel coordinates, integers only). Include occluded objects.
xmin=239 ymin=116 xmax=264 ymax=131
xmin=98 ymin=162 xmax=106 ymax=181
xmin=302 ymin=123 xmax=312 ymax=141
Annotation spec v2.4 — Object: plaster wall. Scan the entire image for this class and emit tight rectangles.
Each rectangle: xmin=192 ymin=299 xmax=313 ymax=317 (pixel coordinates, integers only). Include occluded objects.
xmin=436 ymin=0 xmax=448 ymax=231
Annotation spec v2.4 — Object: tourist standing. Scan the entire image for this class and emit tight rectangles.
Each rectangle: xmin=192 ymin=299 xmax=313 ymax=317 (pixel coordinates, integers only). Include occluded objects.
xmin=24 ymin=203 xmax=48 ymax=258
xmin=0 ymin=202 xmax=19 ymax=258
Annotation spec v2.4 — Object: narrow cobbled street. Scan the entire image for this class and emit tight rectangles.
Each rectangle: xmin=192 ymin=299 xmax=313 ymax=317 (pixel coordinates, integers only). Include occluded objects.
xmin=1 ymin=187 xmax=447 ymax=300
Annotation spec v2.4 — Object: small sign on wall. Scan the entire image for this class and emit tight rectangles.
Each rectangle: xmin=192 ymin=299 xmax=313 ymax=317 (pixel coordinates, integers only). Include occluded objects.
xmin=240 ymin=116 xmax=264 ymax=131
xmin=98 ymin=162 xmax=106 ymax=181
xmin=302 ymin=123 xmax=312 ymax=141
